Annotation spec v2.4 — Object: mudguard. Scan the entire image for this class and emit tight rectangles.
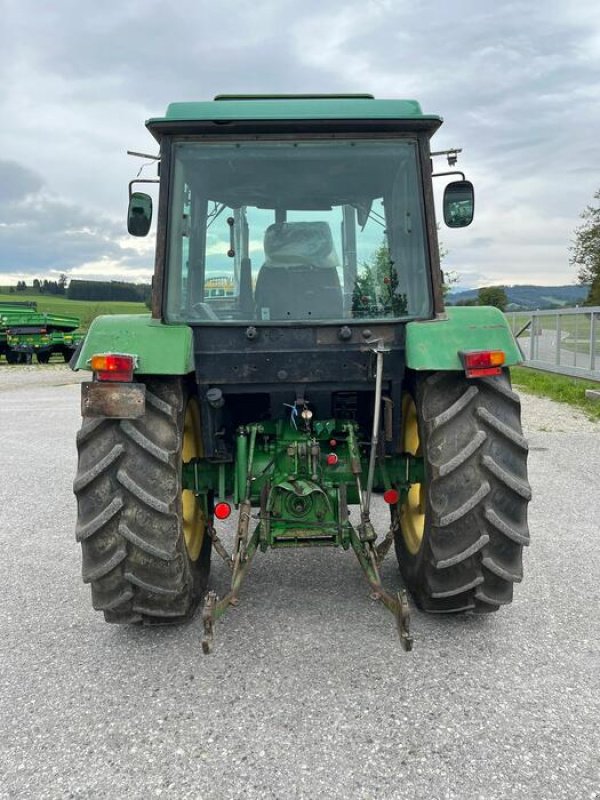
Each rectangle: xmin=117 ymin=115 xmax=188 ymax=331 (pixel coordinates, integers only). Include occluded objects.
xmin=405 ymin=306 xmax=522 ymax=371
xmin=73 ymin=314 xmax=194 ymax=375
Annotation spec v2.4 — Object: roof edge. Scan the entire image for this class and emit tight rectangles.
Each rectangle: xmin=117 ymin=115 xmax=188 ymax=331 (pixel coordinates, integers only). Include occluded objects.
xmin=146 ymin=97 xmax=441 ymax=125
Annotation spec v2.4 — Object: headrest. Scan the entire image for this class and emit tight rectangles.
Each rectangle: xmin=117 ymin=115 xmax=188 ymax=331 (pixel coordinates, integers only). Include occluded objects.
xmin=263 ymin=222 xmax=339 ymax=269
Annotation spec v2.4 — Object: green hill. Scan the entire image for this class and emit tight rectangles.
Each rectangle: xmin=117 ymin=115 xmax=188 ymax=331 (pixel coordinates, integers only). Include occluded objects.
xmin=448 ymin=284 xmax=590 ymax=310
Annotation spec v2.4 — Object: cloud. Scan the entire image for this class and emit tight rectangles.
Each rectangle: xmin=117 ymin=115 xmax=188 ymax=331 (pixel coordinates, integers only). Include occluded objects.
xmin=0 ymin=161 xmax=44 ymax=205
xmin=0 ymin=0 xmax=599 ymax=288
xmin=0 ymin=159 xmax=151 ymax=280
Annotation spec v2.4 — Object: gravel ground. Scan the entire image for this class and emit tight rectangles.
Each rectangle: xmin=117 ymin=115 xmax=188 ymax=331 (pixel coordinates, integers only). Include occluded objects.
xmin=0 ymin=365 xmax=598 ymax=800
xmin=0 ymin=363 xmax=86 ymax=392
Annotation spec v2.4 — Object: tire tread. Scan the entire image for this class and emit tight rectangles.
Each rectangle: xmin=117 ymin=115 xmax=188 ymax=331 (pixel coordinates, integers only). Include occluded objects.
xmin=74 ymin=377 xmax=210 ymax=624
xmin=395 ymin=369 xmax=530 ymax=613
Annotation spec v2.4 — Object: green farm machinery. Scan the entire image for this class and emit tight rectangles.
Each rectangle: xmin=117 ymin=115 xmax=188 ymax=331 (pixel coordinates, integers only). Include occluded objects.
xmin=73 ymin=95 xmax=530 ymax=651
xmin=1 ymin=302 xmax=84 ymax=364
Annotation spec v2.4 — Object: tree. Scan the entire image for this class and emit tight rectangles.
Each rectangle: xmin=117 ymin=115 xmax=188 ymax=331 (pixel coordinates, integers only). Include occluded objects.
xmin=570 ymin=189 xmax=600 ymax=306
xmin=351 ymin=242 xmax=407 ymax=318
xmin=442 ymin=269 xmax=458 ymax=300
xmin=478 ymin=285 xmax=508 ymax=311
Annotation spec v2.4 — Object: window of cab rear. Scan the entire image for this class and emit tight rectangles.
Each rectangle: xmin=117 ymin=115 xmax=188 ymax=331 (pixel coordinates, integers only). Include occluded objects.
xmin=164 ymin=138 xmax=432 ymax=326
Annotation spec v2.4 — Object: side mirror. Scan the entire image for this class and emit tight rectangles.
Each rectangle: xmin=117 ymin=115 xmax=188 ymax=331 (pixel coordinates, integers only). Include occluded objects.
xmin=443 ymin=180 xmax=474 ymax=228
xmin=127 ymin=192 xmax=153 ymax=236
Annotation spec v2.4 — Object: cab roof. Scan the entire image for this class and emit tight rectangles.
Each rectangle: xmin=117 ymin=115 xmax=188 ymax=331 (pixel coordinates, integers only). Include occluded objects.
xmin=145 ymin=94 xmax=442 ymax=137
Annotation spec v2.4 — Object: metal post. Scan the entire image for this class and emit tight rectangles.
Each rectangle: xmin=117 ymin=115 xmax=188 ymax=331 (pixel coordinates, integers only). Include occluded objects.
xmin=556 ymin=313 xmax=561 ymax=366
xmin=591 ymin=312 xmax=597 ymax=373
xmin=235 ymin=429 xmax=248 ymax=506
xmin=574 ymin=312 xmax=579 ymax=367
xmin=529 ymin=314 xmax=535 ymax=360
xmin=365 ymin=341 xmax=385 ymax=513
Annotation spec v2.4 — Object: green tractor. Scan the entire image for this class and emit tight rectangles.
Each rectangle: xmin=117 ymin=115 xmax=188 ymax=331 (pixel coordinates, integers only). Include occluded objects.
xmin=73 ymin=95 xmax=530 ymax=652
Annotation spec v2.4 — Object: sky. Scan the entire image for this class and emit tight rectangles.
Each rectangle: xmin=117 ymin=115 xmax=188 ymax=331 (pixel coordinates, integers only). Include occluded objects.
xmin=1 ymin=0 xmax=599 ymax=290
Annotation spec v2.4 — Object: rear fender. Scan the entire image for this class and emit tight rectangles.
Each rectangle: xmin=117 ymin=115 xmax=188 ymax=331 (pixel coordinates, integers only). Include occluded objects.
xmin=73 ymin=314 xmax=194 ymax=375
xmin=405 ymin=306 xmax=521 ymax=371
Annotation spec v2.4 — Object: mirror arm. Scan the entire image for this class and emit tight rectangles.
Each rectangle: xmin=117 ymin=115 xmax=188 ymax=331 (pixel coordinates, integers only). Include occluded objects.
xmin=432 ymin=170 xmax=465 ymax=180
xmin=127 ymin=150 xmax=160 ymax=161
xmin=128 ymin=178 xmax=160 ymax=200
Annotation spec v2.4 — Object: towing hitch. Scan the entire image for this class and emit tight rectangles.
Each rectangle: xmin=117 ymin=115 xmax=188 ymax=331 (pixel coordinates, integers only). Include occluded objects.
xmin=200 ymin=510 xmax=413 ymax=655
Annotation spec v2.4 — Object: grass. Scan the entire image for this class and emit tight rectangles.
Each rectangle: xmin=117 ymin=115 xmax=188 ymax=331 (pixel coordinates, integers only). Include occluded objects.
xmin=0 ymin=293 xmax=147 ymax=330
xmin=511 ymin=366 xmax=600 ymax=421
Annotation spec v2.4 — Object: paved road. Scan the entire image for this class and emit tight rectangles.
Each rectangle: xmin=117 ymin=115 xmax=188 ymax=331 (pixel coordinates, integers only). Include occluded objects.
xmin=0 ymin=369 xmax=599 ymax=799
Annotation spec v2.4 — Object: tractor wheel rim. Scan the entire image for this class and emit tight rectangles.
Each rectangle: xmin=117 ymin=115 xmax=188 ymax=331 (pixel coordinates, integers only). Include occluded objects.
xmin=399 ymin=394 xmax=425 ymax=555
xmin=182 ymin=399 xmax=205 ymax=561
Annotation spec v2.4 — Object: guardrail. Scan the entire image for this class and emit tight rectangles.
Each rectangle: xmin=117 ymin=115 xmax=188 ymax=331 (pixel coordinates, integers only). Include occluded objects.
xmin=507 ymin=307 xmax=600 ymax=382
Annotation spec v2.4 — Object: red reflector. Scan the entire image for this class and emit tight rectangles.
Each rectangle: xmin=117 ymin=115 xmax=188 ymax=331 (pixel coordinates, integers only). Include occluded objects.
xmin=214 ymin=502 xmax=231 ymax=520
xmin=460 ymin=350 xmax=505 ymax=378
xmin=90 ymin=354 xmax=135 ymax=382
xmin=383 ymin=489 xmax=400 ymax=505
xmin=326 ymin=453 xmax=339 ymax=466
xmin=329 ymin=439 xmax=337 ymax=448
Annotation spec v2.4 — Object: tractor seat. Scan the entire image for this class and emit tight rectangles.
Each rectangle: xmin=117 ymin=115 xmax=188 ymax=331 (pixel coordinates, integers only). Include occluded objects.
xmin=255 ymin=222 xmax=343 ymax=321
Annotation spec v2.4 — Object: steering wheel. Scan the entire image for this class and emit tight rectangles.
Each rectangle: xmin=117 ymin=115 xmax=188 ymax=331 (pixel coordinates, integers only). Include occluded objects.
xmin=192 ymin=302 xmax=219 ymax=320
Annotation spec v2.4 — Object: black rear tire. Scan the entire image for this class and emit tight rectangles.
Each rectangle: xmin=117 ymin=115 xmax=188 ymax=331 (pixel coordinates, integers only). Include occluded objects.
xmin=37 ymin=351 xmax=51 ymax=364
xmin=74 ymin=377 xmax=211 ymax=623
xmin=394 ymin=369 xmax=530 ymax=613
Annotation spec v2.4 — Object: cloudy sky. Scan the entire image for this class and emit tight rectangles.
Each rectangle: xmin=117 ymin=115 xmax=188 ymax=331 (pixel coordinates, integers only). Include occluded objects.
xmin=1 ymin=0 xmax=599 ymax=290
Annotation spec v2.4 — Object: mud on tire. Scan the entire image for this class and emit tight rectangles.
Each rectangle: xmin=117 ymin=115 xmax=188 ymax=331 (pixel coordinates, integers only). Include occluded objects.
xmin=74 ymin=377 xmax=211 ymax=623
xmin=394 ymin=369 xmax=531 ymax=613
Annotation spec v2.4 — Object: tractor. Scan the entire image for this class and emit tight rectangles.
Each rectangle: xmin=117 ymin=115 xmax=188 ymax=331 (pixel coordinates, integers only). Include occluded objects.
xmin=73 ymin=95 xmax=530 ymax=652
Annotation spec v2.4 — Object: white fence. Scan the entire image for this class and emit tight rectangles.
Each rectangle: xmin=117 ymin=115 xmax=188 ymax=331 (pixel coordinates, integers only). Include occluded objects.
xmin=508 ymin=307 xmax=600 ymax=382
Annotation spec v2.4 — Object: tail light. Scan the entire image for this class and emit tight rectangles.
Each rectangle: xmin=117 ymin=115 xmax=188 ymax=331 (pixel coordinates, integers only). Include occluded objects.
xmin=90 ymin=354 xmax=136 ymax=382
xmin=460 ymin=350 xmax=505 ymax=378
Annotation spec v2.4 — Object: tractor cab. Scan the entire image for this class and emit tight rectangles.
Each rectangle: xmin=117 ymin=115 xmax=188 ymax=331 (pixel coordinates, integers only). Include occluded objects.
xmin=129 ymin=95 xmax=473 ymax=327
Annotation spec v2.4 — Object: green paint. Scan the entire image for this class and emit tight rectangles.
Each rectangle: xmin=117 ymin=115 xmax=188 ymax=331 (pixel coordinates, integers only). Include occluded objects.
xmin=7 ymin=328 xmax=84 ymax=354
xmin=148 ymin=96 xmax=441 ymax=126
xmin=183 ymin=418 xmax=423 ymax=550
xmin=0 ymin=308 xmax=79 ymax=331
xmin=189 ymin=415 xmax=423 ymax=646
xmin=1 ymin=304 xmax=83 ymax=360
xmin=73 ymin=314 xmax=194 ymax=375
xmin=405 ymin=305 xmax=522 ymax=371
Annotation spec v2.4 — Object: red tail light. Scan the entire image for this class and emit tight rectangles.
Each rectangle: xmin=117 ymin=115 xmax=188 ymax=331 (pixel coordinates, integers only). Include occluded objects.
xmin=460 ymin=350 xmax=505 ymax=378
xmin=90 ymin=354 xmax=136 ymax=382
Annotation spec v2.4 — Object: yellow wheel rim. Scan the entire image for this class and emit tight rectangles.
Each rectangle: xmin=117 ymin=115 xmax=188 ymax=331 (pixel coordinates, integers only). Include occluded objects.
xmin=182 ymin=398 xmax=205 ymax=561
xmin=399 ymin=394 xmax=426 ymax=555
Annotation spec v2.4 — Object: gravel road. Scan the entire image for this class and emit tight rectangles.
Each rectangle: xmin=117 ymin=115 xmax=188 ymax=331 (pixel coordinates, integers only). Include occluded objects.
xmin=0 ymin=366 xmax=598 ymax=800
